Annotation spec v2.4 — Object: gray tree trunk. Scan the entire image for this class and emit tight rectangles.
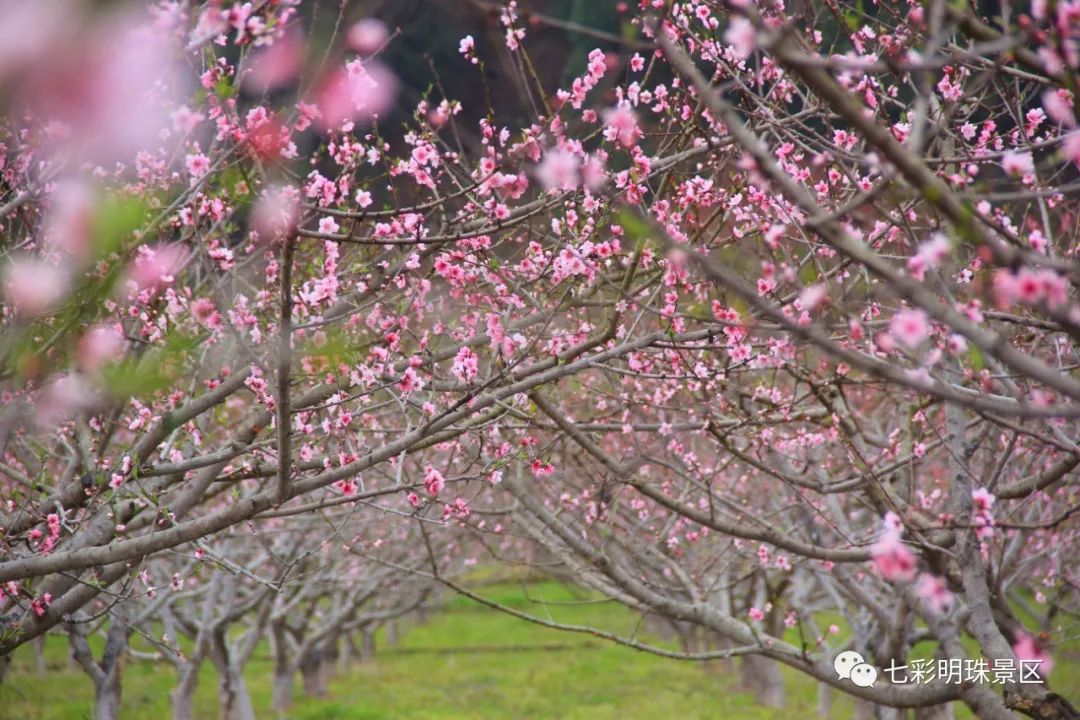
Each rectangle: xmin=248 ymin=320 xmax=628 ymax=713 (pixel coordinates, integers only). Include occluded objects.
xmin=739 ymin=654 xmax=786 ymax=708
xmin=299 ymin=647 xmax=327 ymax=698
xmin=270 ymin=619 xmax=293 ymax=717
xmin=915 ymin=704 xmax=954 ymax=720
xmin=817 ymin=681 xmax=832 ymax=718
xmin=852 ymin=697 xmax=877 ymax=720
xmin=216 ymin=662 xmax=256 ymax=720
xmin=94 ymin=669 xmax=122 ymax=720
xmin=171 ymin=663 xmax=200 ymax=720
xmin=210 ymin=636 xmax=256 ymax=720
xmin=360 ymin=626 xmax=376 ymax=662
xmin=271 ymin=668 xmax=294 ymax=718
xmin=68 ymin=612 xmax=131 ymax=720
xmin=33 ymin=634 xmax=47 ymax=675
xmin=337 ymin=632 xmax=353 ymax=673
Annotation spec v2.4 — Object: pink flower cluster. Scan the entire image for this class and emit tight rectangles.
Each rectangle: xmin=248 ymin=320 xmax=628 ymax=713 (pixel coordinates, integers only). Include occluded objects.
xmin=424 ymin=465 xmax=445 ymax=497
xmin=993 ymin=268 xmax=1069 ymax=309
xmin=972 ymin=487 xmax=995 ymax=541
xmin=871 ymin=511 xmax=917 ymax=583
xmin=1012 ymin=632 xmax=1054 ymax=677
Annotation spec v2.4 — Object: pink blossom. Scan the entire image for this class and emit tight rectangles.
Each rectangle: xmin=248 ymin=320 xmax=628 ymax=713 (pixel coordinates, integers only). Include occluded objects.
xmin=1012 ymin=632 xmax=1054 ymax=677
xmin=993 ymin=268 xmax=1066 ymax=308
xmin=725 ymin=17 xmax=756 ymax=60
xmin=186 ymin=153 xmax=211 ymax=180
xmin=17 ymin=9 xmax=189 ymax=165
xmin=314 ymin=62 xmax=397 ymax=131
xmin=1001 ymin=150 xmax=1034 ymax=177
xmin=355 ymin=190 xmax=373 ymax=208
xmin=798 ymin=284 xmax=828 ymax=312
xmin=871 ymin=517 xmax=917 ymax=583
xmin=37 ymin=374 xmax=97 ymax=426
xmin=191 ymin=298 xmax=221 ymax=329
xmin=748 ymin=606 xmax=765 ymax=622
xmin=347 ymin=20 xmax=389 ymax=55
xmin=78 ymin=324 xmax=125 ymax=372
xmin=946 ymin=334 xmax=968 ymax=355
xmin=319 ymin=216 xmax=340 ymax=234
xmin=452 ymin=346 xmax=479 ymax=383
xmin=972 ymin=487 xmax=995 ymax=513
xmin=127 ymin=245 xmax=186 ymax=292
xmin=2 ymin=257 xmax=68 ymax=316
xmin=424 ymin=465 xmax=446 ymax=496
xmin=243 ymin=28 xmax=303 ymax=92
xmin=31 ymin=592 xmax=52 ymax=617
xmin=44 ymin=180 xmax=96 ymax=260
xmin=915 ymin=573 xmax=952 ymax=614
xmin=1036 ymin=91 xmax=1071 ymax=127
xmin=536 ymin=149 xmax=581 ymax=191
xmin=889 ymin=309 xmax=930 ymax=349
xmin=458 ymin=35 xmax=477 ymax=64
xmin=602 ymin=106 xmax=642 ymax=148
xmin=251 ymin=185 xmax=300 ymax=242
xmin=907 ymin=233 xmax=951 ymax=280
xmin=1064 ymin=131 xmax=1080 ymax=167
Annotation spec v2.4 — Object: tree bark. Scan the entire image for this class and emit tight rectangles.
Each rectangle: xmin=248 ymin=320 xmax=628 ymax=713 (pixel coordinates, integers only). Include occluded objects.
xmin=171 ymin=663 xmax=200 ymax=720
xmin=32 ymin=634 xmax=47 ymax=675
xmin=269 ymin=617 xmax=293 ymax=717
xmin=271 ymin=667 xmax=294 ymax=718
xmin=360 ymin=626 xmax=376 ymax=662
xmin=817 ymin=681 xmax=832 ymax=718
xmin=1005 ymin=690 xmax=1080 ymax=720
xmin=739 ymin=654 xmax=786 ymax=708
xmin=94 ymin=668 xmax=123 ymax=720
xmin=210 ymin=634 xmax=256 ymax=720
xmin=299 ymin=646 xmax=327 ymax=698
xmin=852 ymin=697 xmax=877 ymax=720
xmin=216 ymin=662 xmax=256 ymax=720
xmin=68 ymin=612 xmax=130 ymax=720
xmin=337 ymin=632 xmax=353 ymax=673
xmin=915 ymin=703 xmax=954 ymax=720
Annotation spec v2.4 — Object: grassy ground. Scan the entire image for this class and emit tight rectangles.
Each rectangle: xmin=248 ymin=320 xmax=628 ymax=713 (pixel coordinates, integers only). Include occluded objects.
xmin=2 ymin=581 xmax=1077 ymax=719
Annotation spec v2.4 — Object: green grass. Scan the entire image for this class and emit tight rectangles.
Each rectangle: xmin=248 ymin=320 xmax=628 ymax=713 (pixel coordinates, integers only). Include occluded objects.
xmin=2 ymin=582 xmax=1077 ymax=719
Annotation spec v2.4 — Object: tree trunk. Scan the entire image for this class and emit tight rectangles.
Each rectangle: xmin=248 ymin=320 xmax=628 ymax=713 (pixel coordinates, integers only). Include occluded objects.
xmin=916 ymin=704 xmax=954 ymax=720
xmin=270 ymin=619 xmax=293 ymax=717
xmin=320 ymin=638 xmax=339 ymax=686
xmin=171 ymin=663 xmax=200 ymax=720
xmin=385 ymin=620 xmax=399 ymax=647
xmin=739 ymin=654 xmax=786 ymax=708
xmin=210 ymin=636 xmax=256 ymax=720
xmin=852 ymin=697 xmax=877 ymax=720
xmin=817 ymin=681 xmax=832 ymax=718
xmin=271 ymin=667 xmax=294 ymax=718
xmin=360 ymin=626 xmax=376 ymax=662
xmin=69 ymin=612 xmax=131 ymax=720
xmin=33 ymin=634 xmax=47 ymax=675
xmin=216 ymin=663 xmax=256 ymax=720
xmin=299 ymin=647 xmax=327 ymax=698
xmin=338 ymin=632 xmax=353 ymax=672
xmin=94 ymin=668 xmax=122 ymax=720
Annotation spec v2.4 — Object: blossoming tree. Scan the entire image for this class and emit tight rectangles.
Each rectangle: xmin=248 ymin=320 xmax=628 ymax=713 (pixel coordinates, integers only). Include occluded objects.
xmin=0 ymin=1 xmax=1078 ymax=719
